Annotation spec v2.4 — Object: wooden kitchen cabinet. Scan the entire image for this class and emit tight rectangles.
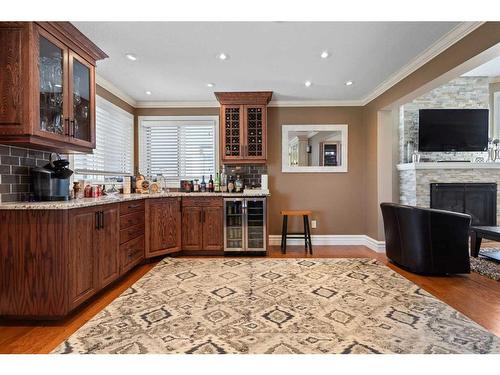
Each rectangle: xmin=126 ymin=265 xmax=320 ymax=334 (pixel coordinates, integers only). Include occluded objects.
xmin=119 ymin=200 xmax=145 ymax=275
xmin=0 ymin=203 xmax=120 ymax=318
xmin=145 ymin=197 xmax=182 ymax=257
xmin=215 ymin=92 xmax=272 ymax=164
xmin=181 ymin=197 xmax=223 ymax=252
xmin=68 ymin=204 xmax=119 ymax=310
xmin=0 ymin=22 xmax=107 ymax=153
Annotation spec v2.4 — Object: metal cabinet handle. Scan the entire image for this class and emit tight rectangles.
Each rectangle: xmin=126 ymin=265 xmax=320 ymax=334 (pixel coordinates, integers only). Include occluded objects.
xmin=65 ymin=118 xmax=70 ymax=136
xmin=202 ymin=210 xmax=205 ymax=224
xmin=95 ymin=211 xmax=100 ymax=229
xmin=128 ymin=203 xmax=141 ymax=209
xmin=199 ymin=210 xmax=202 ymax=223
xmin=70 ymin=119 xmax=75 ymax=137
xmin=100 ymin=211 xmax=105 ymax=229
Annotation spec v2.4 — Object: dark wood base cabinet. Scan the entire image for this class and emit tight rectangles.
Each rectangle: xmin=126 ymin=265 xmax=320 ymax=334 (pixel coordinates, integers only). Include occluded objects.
xmin=182 ymin=197 xmax=223 ymax=252
xmin=145 ymin=198 xmax=182 ymax=257
xmin=0 ymin=196 xmax=240 ymax=319
xmin=0 ymin=204 xmax=120 ymax=319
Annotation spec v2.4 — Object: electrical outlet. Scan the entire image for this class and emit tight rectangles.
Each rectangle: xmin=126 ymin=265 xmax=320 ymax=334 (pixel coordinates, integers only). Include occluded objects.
xmin=311 ymin=220 xmax=317 ymax=229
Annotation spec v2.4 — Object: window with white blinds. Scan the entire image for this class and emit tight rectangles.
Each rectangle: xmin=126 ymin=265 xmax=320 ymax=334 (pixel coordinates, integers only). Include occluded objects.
xmin=74 ymin=96 xmax=134 ymax=176
xmin=139 ymin=116 xmax=218 ymax=185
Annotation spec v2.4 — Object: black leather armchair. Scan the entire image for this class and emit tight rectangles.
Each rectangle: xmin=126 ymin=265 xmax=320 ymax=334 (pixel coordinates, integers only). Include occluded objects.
xmin=380 ymin=203 xmax=471 ymax=275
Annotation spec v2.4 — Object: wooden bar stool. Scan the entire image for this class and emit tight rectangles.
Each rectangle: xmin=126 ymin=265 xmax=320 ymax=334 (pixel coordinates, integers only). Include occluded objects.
xmin=280 ymin=210 xmax=313 ymax=255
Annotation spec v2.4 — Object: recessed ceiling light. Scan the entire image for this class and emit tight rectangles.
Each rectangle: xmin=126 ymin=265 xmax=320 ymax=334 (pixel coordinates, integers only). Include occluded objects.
xmin=304 ymin=80 xmax=312 ymax=87
xmin=207 ymin=83 xmax=215 ymax=88
xmin=218 ymin=53 xmax=228 ymax=61
xmin=125 ymin=53 xmax=137 ymax=61
xmin=320 ymin=51 xmax=329 ymax=59
xmin=345 ymin=81 xmax=354 ymax=86
xmin=145 ymin=91 xmax=152 ymax=95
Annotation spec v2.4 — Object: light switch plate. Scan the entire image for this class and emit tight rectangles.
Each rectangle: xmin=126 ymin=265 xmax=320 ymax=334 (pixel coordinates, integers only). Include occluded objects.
xmin=311 ymin=220 xmax=317 ymax=229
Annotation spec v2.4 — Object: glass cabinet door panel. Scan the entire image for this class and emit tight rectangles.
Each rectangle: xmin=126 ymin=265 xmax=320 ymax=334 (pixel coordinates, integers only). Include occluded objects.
xmin=225 ymin=200 xmax=244 ymax=250
xmin=72 ymin=58 xmax=91 ymax=142
xmin=223 ymin=106 xmax=241 ymax=157
xmin=246 ymin=199 xmax=265 ymax=250
xmin=38 ymin=36 xmax=64 ymax=136
xmin=246 ymin=106 xmax=264 ymax=157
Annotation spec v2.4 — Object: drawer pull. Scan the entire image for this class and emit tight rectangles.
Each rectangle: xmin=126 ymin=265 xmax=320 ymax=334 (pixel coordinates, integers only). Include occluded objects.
xmin=128 ymin=203 xmax=142 ymax=209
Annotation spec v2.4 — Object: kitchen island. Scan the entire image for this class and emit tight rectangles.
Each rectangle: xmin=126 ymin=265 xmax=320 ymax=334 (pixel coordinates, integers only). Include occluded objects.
xmin=0 ymin=192 xmax=269 ymax=319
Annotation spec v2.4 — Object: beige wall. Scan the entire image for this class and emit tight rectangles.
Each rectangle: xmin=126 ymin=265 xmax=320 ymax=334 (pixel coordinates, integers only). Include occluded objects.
xmin=266 ymin=107 xmax=365 ymax=235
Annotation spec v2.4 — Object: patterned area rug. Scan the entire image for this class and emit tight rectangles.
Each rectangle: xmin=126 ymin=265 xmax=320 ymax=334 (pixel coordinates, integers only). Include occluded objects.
xmin=471 ymin=249 xmax=500 ymax=281
xmin=53 ymin=258 xmax=500 ymax=354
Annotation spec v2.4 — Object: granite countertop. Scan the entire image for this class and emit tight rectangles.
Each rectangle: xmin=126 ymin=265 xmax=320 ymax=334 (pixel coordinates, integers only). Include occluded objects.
xmin=0 ymin=191 xmax=270 ymax=210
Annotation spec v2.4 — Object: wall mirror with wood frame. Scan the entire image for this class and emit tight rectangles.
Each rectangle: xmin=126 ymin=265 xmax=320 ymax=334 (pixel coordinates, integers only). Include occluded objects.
xmin=281 ymin=124 xmax=348 ymax=173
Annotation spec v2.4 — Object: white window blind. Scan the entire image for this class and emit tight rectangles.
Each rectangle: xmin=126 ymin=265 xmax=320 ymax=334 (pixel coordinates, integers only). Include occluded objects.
xmin=139 ymin=117 xmax=217 ymax=184
xmin=74 ymin=96 xmax=133 ymax=175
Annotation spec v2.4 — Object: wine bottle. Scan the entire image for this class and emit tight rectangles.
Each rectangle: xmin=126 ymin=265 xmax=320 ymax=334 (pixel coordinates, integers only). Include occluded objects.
xmin=214 ymin=172 xmax=220 ymax=192
xmin=208 ymin=174 xmax=214 ymax=192
xmin=200 ymin=175 xmax=206 ymax=192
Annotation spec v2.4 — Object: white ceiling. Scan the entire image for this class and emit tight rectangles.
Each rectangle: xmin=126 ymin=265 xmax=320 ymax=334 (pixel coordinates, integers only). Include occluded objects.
xmin=463 ymin=56 xmax=500 ymax=77
xmin=73 ymin=22 xmax=463 ymax=105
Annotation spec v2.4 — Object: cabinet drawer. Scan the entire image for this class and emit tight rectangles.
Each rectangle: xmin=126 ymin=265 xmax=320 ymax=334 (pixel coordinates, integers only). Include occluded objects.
xmin=120 ymin=235 xmax=144 ymax=274
xmin=120 ymin=223 xmax=145 ymax=244
xmin=120 ymin=211 xmax=144 ymax=229
xmin=120 ymin=200 xmax=145 ymax=215
xmin=182 ymin=197 xmax=223 ymax=207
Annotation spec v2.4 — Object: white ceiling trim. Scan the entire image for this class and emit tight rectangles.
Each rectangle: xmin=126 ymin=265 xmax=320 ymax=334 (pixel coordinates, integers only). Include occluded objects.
xmin=96 ymin=74 xmax=137 ymax=107
xmin=360 ymin=21 xmax=485 ymax=106
xmin=96 ymin=21 xmax=484 ymax=109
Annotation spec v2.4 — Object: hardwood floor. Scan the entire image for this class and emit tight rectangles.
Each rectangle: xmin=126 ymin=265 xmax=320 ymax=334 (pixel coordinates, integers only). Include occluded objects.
xmin=0 ymin=245 xmax=499 ymax=354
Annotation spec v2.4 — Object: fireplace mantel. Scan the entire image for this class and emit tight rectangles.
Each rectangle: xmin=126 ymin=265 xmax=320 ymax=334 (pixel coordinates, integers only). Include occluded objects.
xmin=397 ymin=162 xmax=500 ymax=171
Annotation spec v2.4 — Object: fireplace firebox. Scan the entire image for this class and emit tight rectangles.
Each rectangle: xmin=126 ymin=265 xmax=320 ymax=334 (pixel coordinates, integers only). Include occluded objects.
xmin=430 ymin=183 xmax=497 ymax=226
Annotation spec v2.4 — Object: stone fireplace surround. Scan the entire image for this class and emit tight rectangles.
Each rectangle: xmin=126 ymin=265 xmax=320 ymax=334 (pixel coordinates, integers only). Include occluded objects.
xmin=397 ymin=162 xmax=500 ymax=225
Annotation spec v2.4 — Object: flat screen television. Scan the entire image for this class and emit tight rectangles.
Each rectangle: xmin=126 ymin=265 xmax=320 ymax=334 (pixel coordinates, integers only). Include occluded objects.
xmin=418 ymin=109 xmax=489 ymax=152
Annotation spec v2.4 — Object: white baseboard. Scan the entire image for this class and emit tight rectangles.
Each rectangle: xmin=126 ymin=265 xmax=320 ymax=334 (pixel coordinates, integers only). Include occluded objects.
xmin=269 ymin=235 xmax=386 ymax=253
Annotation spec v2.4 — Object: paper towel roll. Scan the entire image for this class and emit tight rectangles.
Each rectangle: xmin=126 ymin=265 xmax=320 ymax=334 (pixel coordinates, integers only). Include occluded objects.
xmin=261 ymin=174 xmax=268 ymax=190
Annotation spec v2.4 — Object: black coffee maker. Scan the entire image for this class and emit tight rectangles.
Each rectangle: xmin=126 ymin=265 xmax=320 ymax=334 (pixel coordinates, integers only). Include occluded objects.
xmin=32 ymin=153 xmax=74 ymax=201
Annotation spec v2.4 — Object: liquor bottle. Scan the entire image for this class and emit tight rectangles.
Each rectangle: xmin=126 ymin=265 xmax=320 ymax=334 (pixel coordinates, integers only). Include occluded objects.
xmin=200 ymin=175 xmax=207 ymax=192
xmin=208 ymin=174 xmax=214 ymax=192
xmin=193 ymin=179 xmax=199 ymax=192
xmin=227 ymin=175 xmax=235 ymax=193
xmin=235 ymin=175 xmax=243 ymax=193
xmin=214 ymin=172 xmax=220 ymax=192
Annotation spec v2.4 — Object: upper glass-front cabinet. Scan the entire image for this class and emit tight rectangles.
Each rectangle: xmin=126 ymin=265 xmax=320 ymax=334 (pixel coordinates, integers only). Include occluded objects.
xmin=38 ymin=35 xmax=66 ymax=138
xmin=70 ymin=53 xmax=93 ymax=144
xmin=35 ymin=28 xmax=95 ymax=149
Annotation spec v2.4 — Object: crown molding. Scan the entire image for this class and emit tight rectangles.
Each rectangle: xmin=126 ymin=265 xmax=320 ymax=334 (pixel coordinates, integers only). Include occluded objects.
xmin=360 ymin=21 xmax=485 ymax=106
xmin=134 ymin=99 xmax=364 ymax=108
xmin=268 ymin=100 xmax=363 ymax=107
xmin=96 ymin=74 xmax=137 ymax=107
xmin=135 ymin=101 xmax=220 ymax=108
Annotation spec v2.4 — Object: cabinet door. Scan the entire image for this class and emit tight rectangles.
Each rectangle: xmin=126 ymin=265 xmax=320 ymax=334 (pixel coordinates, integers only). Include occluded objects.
xmin=182 ymin=206 xmax=203 ymax=250
xmin=221 ymin=105 xmax=243 ymax=161
xmin=69 ymin=208 xmax=97 ymax=309
xmin=97 ymin=205 xmax=120 ymax=288
xmin=202 ymin=206 xmax=223 ymax=251
xmin=146 ymin=198 xmax=182 ymax=257
xmin=34 ymin=26 xmax=69 ymax=142
xmin=244 ymin=105 xmax=266 ymax=161
xmin=68 ymin=51 xmax=95 ymax=149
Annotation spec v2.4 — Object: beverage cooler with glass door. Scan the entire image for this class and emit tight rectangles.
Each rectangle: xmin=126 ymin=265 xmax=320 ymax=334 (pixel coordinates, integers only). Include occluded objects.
xmin=224 ymin=198 xmax=267 ymax=253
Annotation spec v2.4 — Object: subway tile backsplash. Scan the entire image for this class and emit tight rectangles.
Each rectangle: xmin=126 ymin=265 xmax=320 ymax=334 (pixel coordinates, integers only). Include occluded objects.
xmin=0 ymin=145 xmax=51 ymax=203
xmin=223 ymin=164 xmax=268 ymax=188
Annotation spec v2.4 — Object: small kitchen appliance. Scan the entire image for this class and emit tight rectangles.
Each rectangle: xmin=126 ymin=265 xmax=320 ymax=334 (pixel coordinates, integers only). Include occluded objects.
xmin=32 ymin=153 xmax=73 ymax=201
